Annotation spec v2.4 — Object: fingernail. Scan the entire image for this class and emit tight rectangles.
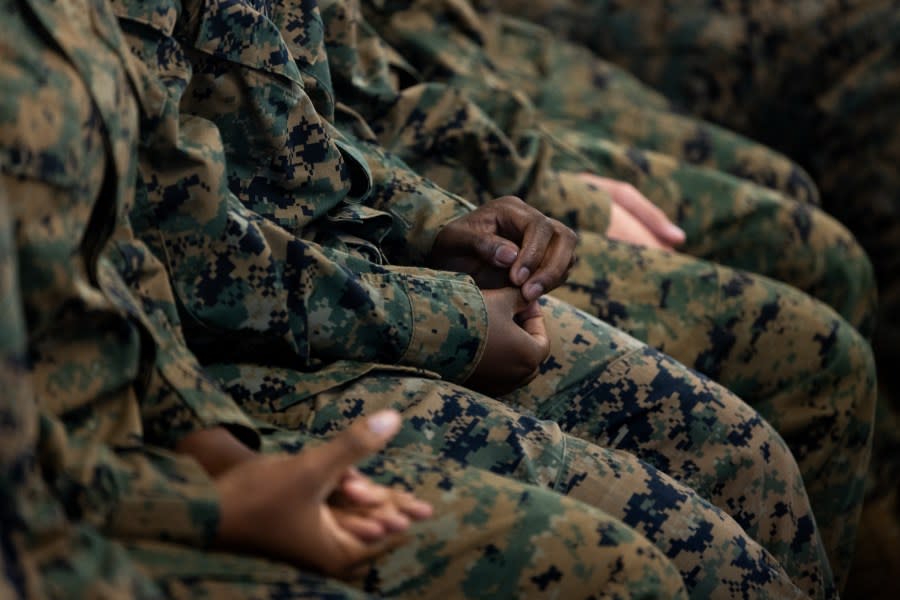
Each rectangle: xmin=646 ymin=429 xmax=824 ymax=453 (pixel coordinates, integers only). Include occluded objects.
xmin=494 ymin=245 xmax=518 ymax=265
xmin=368 ymin=411 xmax=400 ymax=435
xmin=666 ymin=224 xmax=686 ymax=241
xmin=516 ymin=266 xmax=530 ymax=283
xmin=524 ymin=282 xmax=544 ymax=300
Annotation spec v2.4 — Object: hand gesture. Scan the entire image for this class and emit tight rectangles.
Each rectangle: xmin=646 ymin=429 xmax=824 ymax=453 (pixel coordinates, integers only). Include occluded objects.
xmin=213 ymin=410 xmax=433 ymax=577
xmin=428 ymin=196 xmax=578 ymax=302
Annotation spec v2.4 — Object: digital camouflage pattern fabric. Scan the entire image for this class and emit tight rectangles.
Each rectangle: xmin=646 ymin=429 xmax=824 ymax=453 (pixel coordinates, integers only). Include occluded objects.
xmin=491 ymin=0 xmax=900 ymax=395
xmin=486 ymin=1 xmax=900 ymax=593
xmin=110 ymin=0 xmax=853 ymax=596
xmin=492 ymin=0 xmax=900 ymax=544
xmin=349 ymin=0 xmax=877 ymax=334
xmin=0 ymin=0 xmax=698 ymax=598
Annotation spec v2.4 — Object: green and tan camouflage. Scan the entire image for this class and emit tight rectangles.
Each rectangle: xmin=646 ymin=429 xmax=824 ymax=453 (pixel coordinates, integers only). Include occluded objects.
xmin=492 ymin=0 xmax=900 ymax=496
xmin=344 ymin=0 xmax=877 ymax=335
xmin=0 ymin=0 xmax=696 ymax=598
xmin=489 ymin=1 xmax=900 ymax=365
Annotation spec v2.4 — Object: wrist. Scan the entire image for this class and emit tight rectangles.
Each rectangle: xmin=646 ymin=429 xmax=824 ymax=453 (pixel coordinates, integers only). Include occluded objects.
xmin=175 ymin=427 xmax=257 ymax=477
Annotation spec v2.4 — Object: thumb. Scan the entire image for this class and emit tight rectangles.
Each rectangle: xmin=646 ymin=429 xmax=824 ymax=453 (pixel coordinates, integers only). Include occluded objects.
xmin=302 ymin=410 xmax=402 ymax=496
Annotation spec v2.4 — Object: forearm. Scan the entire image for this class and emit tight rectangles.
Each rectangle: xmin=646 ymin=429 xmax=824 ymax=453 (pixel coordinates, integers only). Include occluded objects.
xmin=175 ymin=426 xmax=257 ymax=477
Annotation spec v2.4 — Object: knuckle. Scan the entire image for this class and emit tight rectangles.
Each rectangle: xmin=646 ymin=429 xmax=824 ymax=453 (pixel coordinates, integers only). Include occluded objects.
xmin=494 ymin=195 xmax=524 ymax=208
xmin=537 ymin=215 xmax=555 ymax=233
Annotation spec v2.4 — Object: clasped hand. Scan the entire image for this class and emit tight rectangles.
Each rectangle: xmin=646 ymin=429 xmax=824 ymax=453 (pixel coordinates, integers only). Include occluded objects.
xmin=428 ymin=196 xmax=575 ymax=395
xmin=180 ymin=412 xmax=433 ymax=579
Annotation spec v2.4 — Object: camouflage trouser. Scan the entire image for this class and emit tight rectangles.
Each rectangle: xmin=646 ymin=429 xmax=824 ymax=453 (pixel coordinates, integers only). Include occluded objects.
xmin=493 ymin=0 xmax=900 ymax=410
xmin=208 ymin=295 xmax=838 ymax=599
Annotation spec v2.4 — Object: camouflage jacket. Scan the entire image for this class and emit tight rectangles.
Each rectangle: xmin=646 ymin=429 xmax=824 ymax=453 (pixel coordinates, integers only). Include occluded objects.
xmin=0 ymin=0 xmax=263 ymax=551
xmin=111 ymin=0 xmax=490 ymax=395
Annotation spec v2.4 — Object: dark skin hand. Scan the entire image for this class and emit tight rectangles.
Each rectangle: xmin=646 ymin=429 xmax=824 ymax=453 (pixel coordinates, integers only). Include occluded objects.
xmin=175 ymin=411 xmax=433 ymax=578
xmin=428 ymin=196 xmax=578 ymax=302
xmin=464 ymin=287 xmax=550 ymax=396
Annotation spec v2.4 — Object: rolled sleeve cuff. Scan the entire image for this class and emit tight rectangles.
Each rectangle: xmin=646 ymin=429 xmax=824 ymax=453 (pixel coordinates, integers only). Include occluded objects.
xmin=397 ymin=269 xmax=487 ymax=383
xmin=149 ymin=357 xmax=262 ymax=451
xmin=107 ymin=450 xmax=221 ymax=548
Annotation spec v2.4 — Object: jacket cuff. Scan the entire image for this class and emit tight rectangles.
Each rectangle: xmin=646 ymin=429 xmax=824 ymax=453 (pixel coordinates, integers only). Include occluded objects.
xmin=107 ymin=450 xmax=221 ymax=548
xmin=397 ymin=269 xmax=487 ymax=382
xmin=154 ymin=358 xmax=262 ymax=451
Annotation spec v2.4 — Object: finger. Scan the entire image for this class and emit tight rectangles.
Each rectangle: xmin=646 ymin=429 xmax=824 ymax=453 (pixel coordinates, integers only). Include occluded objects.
xmin=334 ymin=511 xmax=389 ymax=543
xmin=337 ymin=474 xmax=391 ymax=508
xmin=520 ymin=227 xmax=577 ymax=301
xmin=392 ymin=490 xmax=434 ymax=521
xmin=369 ymin=503 xmax=412 ymax=533
xmin=336 ymin=488 xmax=430 ymax=533
xmin=437 ymin=224 xmax=521 ymax=269
xmin=505 ymin=301 xmax=550 ymax=380
xmin=486 ymin=285 xmax=530 ymax=315
xmin=606 ymin=203 xmax=672 ymax=250
xmin=516 ymin=301 xmax=547 ymax=340
xmin=609 ymin=181 xmax=685 ymax=246
xmin=302 ymin=410 xmax=402 ymax=498
xmin=516 ymin=301 xmax=550 ymax=362
xmin=319 ymin=527 xmax=407 ymax=579
xmin=509 ymin=216 xmax=555 ymax=287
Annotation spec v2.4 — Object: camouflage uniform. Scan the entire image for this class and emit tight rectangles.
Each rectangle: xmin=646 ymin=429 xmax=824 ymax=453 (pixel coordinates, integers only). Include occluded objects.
xmin=491 ymin=0 xmax=900 ymax=395
xmin=0 ymin=1 xmax=698 ymax=598
xmin=302 ymin=0 xmax=877 ymax=586
xmin=349 ymin=0 xmax=875 ymax=333
xmin=482 ymin=1 xmax=900 ymax=593
xmin=109 ymin=0 xmax=850 ymax=596
xmin=491 ymin=0 xmax=900 ymax=505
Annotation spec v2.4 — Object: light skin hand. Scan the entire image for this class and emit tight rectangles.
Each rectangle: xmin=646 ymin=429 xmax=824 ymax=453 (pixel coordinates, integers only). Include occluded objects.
xmin=608 ymin=202 xmax=673 ymax=250
xmin=428 ymin=196 xmax=578 ymax=302
xmin=178 ymin=412 xmax=432 ymax=579
xmin=465 ymin=287 xmax=550 ymax=396
xmin=579 ymin=173 xmax=686 ymax=250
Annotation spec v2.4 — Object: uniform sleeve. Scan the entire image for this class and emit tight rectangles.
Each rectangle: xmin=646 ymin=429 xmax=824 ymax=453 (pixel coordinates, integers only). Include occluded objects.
xmin=1 ymin=177 xmax=223 ymax=549
xmin=333 ymin=128 xmax=477 ymax=265
xmin=44 ymin=409 xmax=223 ymax=548
xmin=107 ymin=229 xmax=263 ymax=450
xmin=0 ymin=182 xmax=34 ymax=468
xmin=133 ymin=157 xmax=488 ymax=382
xmin=0 ymin=0 xmax=247 ymax=552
